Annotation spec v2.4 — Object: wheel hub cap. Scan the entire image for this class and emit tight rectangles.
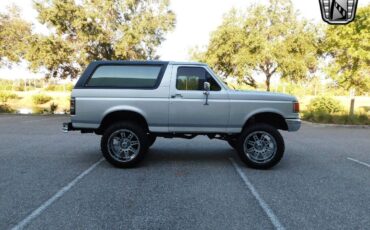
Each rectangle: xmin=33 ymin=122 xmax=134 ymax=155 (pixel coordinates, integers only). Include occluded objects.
xmin=121 ymin=139 xmax=130 ymax=149
xmin=107 ymin=129 xmax=141 ymax=163
xmin=243 ymin=131 xmax=277 ymax=164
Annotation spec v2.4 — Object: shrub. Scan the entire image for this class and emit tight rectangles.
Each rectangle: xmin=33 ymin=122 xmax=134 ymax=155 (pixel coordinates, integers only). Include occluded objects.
xmin=32 ymin=106 xmax=44 ymax=114
xmin=45 ymin=84 xmax=66 ymax=91
xmin=32 ymin=94 xmax=52 ymax=105
xmin=14 ymin=85 xmax=25 ymax=91
xmin=45 ymin=85 xmax=58 ymax=91
xmin=66 ymin=83 xmax=74 ymax=92
xmin=0 ymin=92 xmax=17 ymax=103
xmin=0 ymin=104 xmax=15 ymax=113
xmin=50 ymin=102 xmax=58 ymax=114
xmin=307 ymin=96 xmax=343 ymax=114
xmin=45 ymin=83 xmax=74 ymax=92
xmin=0 ymin=83 xmax=13 ymax=91
xmin=359 ymin=106 xmax=370 ymax=113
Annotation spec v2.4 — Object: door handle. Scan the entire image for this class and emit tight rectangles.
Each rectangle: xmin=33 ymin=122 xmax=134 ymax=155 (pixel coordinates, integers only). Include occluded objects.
xmin=171 ymin=93 xmax=183 ymax=98
xmin=203 ymin=91 xmax=209 ymax=105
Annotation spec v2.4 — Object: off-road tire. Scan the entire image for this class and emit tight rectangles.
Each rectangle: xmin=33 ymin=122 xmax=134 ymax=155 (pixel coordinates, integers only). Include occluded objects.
xmin=101 ymin=122 xmax=149 ymax=168
xmin=236 ymin=123 xmax=285 ymax=169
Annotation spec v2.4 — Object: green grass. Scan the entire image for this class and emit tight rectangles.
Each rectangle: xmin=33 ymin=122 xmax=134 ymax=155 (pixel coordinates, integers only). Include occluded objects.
xmin=302 ymin=111 xmax=370 ymax=125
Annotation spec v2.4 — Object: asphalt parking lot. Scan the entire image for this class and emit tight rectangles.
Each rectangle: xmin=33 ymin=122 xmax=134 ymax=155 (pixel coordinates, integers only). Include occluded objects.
xmin=1 ymin=115 xmax=369 ymax=230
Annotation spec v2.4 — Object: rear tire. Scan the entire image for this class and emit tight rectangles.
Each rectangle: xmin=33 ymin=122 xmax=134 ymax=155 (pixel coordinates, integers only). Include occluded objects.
xmin=236 ymin=123 xmax=284 ymax=169
xmin=101 ymin=122 xmax=149 ymax=168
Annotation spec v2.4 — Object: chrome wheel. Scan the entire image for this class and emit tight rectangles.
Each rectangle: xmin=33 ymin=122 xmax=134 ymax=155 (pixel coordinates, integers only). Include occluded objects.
xmin=107 ymin=129 xmax=141 ymax=162
xmin=243 ymin=131 xmax=277 ymax=164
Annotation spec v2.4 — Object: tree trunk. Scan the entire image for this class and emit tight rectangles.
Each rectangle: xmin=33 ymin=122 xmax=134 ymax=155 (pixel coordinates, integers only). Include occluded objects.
xmin=349 ymin=88 xmax=356 ymax=117
xmin=349 ymin=98 xmax=355 ymax=117
xmin=265 ymin=74 xmax=271 ymax=92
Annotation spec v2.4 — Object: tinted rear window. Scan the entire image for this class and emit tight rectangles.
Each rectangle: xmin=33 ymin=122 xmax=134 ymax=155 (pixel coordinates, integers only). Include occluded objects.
xmin=86 ymin=65 xmax=162 ymax=88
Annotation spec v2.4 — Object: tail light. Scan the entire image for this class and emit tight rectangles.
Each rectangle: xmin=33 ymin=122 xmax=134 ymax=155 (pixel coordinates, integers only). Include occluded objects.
xmin=293 ymin=101 xmax=300 ymax=113
xmin=70 ymin=97 xmax=76 ymax=115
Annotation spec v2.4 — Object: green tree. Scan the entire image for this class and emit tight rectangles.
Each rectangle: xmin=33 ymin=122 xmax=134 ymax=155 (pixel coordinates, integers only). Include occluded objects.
xmin=26 ymin=0 xmax=176 ymax=79
xmin=0 ymin=6 xmax=31 ymax=66
xmin=193 ymin=0 xmax=319 ymax=91
xmin=191 ymin=10 xmax=256 ymax=88
xmin=323 ymin=5 xmax=370 ymax=94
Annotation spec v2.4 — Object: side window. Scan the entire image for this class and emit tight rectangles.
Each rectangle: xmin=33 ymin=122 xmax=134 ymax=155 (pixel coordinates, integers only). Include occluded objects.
xmin=206 ymin=72 xmax=221 ymax=91
xmin=176 ymin=67 xmax=205 ymax=90
xmin=86 ymin=65 xmax=162 ymax=88
xmin=176 ymin=67 xmax=221 ymax=91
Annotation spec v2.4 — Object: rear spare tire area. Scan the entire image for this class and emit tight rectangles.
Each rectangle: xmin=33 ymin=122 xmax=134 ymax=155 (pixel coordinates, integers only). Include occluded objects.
xmin=236 ymin=123 xmax=285 ymax=169
xmin=101 ymin=122 xmax=149 ymax=168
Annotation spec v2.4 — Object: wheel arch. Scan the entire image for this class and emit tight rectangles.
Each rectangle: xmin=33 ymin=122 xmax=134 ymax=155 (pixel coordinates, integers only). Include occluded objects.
xmin=97 ymin=107 xmax=149 ymax=135
xmin=243 ymin=110 xmax=288 ymax=131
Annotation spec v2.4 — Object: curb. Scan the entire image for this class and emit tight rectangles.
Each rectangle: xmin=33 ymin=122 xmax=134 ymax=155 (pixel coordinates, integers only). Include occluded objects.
xmin=0 ymin=113 xmax=67 ymax=117
xmin=302 ymin=120 xmax=370 ymax=129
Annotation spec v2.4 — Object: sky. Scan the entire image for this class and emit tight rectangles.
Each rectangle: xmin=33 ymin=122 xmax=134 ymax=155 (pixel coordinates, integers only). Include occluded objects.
xmin=0 ymin=0 xmax=369 ymax=79
xmin=157 ymin=0 xmax=323 ymax=61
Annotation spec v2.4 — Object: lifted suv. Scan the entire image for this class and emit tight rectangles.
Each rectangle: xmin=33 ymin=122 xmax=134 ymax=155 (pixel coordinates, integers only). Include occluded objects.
xmin=63 ymin=61 xmax=300 ymax=169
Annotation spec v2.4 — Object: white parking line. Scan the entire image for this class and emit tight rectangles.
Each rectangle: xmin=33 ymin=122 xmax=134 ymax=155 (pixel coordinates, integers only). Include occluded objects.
xmin=11 ymin=158 xmax=105 ymax=230
xmin=347 ymin=157 xmax=370 ymax=169
xmin=229 ymin=158 xmax=285 ymax=230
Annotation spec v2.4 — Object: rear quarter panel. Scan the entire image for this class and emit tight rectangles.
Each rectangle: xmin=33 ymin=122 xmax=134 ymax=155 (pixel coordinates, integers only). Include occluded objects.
xmin=71 ymin=66 xmax=172 ymax=132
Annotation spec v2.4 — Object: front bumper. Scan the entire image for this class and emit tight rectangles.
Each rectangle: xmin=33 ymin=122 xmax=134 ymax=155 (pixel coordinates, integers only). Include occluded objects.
xmin=286 ymin=119 xmax=301 ymax=132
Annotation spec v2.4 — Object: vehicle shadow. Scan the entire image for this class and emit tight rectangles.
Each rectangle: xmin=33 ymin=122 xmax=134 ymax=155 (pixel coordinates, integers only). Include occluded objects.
xmin=142 ymin=144 xmax=237 ymax=166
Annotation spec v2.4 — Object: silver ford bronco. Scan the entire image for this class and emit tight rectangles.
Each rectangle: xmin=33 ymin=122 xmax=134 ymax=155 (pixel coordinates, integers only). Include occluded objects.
xmin=63 ymin=61 xmax=300 ymax=169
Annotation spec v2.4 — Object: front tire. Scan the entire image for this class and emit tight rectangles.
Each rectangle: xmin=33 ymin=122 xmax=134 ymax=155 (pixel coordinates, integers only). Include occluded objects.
xmin=236 ymin=123 xmax=285 ymax=169
xmin=101 ymin=122 xmax=149 ymax=168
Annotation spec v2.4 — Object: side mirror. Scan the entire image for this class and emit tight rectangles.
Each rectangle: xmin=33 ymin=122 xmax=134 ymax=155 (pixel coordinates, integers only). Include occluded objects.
xmin=204 ymin=82 xmax=210 ymax=91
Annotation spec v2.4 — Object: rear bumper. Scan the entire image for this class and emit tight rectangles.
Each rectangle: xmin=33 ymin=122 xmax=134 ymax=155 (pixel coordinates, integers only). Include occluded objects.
xmin=63 ymin=122 xmax=96 ymax=134
xmin=62 ymin=122 xmax=76 ymax=132
xmin=286 ymin=119 xmax=301 ymax=132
